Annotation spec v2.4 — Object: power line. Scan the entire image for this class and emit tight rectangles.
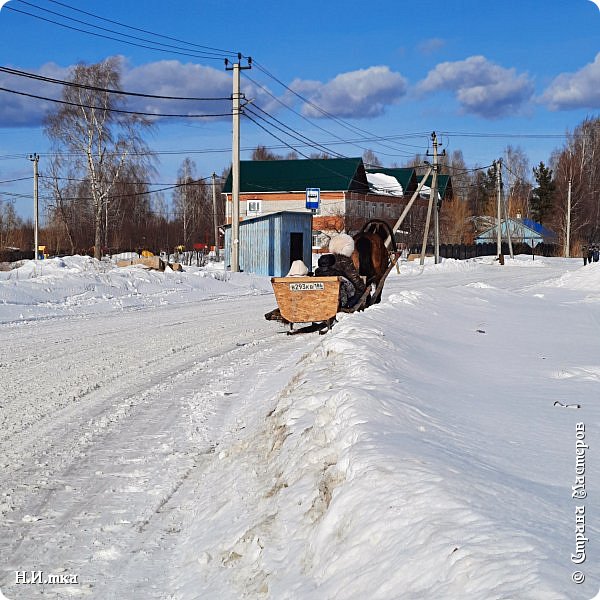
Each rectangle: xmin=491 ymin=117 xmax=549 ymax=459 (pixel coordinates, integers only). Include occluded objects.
xmin=243 ymin=72 xmax=417 ymax=160
xmin=0 ymin=66 xmax=230 ymax=101
xmin=251 ymin=60 xmax=428 ymax=156
xmin=242 ymin=112 xmax=435 ymax=195
xmin=244 ymin=104 xmax=346 ymax=159
xmin=0 ymin=176 xmax=33 ymax=184
xmin=38 ymin=173 xmax=223 ymax=186
xmin=6 ymin=1 xmax=236 ymax=61
xmin=242 ymin=112 xmax=314 ymax=161
xmin=0 ymin=86 xmax=233 ymax=119
xmin=2 ymin=183 xmax=211 ymax=203
xmin=439 ymin=130 xmax=575 ymax=140
xmin=44 ymin=0 xmax=239 ymax=58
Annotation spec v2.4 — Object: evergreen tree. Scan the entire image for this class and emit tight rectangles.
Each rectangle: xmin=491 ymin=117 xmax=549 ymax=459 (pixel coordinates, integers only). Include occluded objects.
xmin=530 ymin=162 xmax=555 ymax=225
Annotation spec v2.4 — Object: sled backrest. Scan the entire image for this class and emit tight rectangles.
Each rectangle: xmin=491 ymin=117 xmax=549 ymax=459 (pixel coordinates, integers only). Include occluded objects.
xmin=271 ymin=276 xmax=341 ymax=323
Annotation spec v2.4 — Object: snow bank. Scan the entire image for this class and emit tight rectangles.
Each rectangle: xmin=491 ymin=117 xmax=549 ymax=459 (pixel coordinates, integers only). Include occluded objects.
xmin=0 ymin=255 xmax=272 ymax=323
xmin=179 ymin=256 xmax=598 ymax=599
xmin=545 ymin=263 xmax=600 ymax=292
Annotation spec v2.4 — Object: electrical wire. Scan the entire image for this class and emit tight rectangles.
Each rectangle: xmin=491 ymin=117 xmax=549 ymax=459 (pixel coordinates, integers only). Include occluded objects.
xmin=0 ymin=86 xmax=233 ymax=119
xmin=0 ymin=176 xmax=33 ymax=184
xmin=242 ymin=111 xmax=435 ymax=196
xmin=243 ymin=112 xmax=313 ymax=161
xmin=251 ymin=60 xmax=429 ymax=155
xmin=244 ymin=104 xmax=345 ymax=159
xmin=242 ymin=72 xmax=417 ymax=160
xmin=0 ymin=66 xmax=231 ymax=101
xmin=6 ymin=1 xmax=236 ymax=61
xmin=44 ymin=0 xmax=238 ymax=58
xmin=38 ymin=173 xmax=222 ymax=186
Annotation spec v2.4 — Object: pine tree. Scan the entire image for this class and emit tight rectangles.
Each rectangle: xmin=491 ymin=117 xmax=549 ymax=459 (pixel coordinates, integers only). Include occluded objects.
xmin=531 ymin=162 xmax=555 ymax=225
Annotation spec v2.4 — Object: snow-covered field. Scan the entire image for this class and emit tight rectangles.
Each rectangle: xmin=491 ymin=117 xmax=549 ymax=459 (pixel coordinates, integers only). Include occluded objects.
xmin=1 ymin=255 xmax=599 ymax=599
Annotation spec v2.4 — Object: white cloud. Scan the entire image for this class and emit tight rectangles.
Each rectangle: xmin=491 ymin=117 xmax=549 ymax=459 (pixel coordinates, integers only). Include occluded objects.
xmin=417 ymin=55 xmax=534 ymax=119
xmin=541 ymin=53 xmax=600 ymax=110
xmin=290 ymin=66 xmax=408 ymax=119
xmin=121 ymin=59 xmax=233 ymax=119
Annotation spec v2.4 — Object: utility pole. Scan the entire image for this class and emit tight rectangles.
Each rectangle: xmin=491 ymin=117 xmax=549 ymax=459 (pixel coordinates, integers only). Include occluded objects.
xmin=566 ymin=176 xmax=572 ymax=258
xmin=384 ymin=165 xmax=433 ymax=249
xmin=225 ymin=53 xmax=251 ymax=272
xmin=212 ymin=172 xmax=220 ymax=260
xmin=29 ymin=153 xmax=39 ymax=260
xmin=105 ymin=197 xmax=109 ymax=250
xmin=419 ymin=189 xmax=435 ymax=266
xmin=420 ymin=156 xmax=437 ymax=266
xmin=428 ymin=132 xmax=442 ymax=264
xmin=495 ymin=159 xmax=502 ymax=258
xmin=501 ymin=176 xmax=514 ymax=259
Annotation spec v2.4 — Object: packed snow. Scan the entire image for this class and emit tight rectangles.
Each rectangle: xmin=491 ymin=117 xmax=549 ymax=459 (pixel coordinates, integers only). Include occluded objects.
xmin=1 ymin=254 xmax=599 ymax=599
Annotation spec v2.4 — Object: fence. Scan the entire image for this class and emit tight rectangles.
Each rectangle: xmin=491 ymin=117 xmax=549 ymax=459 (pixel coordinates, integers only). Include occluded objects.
xmin=408 ymin=243 xmax=560 ymax=260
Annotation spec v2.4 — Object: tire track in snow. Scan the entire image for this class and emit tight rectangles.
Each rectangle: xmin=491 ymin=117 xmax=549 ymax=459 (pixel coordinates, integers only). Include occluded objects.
xmin=0 ymin=295 xmax=309 ymax=598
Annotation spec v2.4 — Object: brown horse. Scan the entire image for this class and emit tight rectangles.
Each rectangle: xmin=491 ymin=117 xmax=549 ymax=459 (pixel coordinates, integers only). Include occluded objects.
xmin=352 ymin=220 xmax=396 ymax=304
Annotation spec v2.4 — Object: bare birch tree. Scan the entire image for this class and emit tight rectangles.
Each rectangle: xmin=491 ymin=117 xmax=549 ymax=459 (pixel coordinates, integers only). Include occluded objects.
xmin=44 ymin=58 xmax=154 ymax=259
xmin=550 ymin=117 xmax=600 ymax=249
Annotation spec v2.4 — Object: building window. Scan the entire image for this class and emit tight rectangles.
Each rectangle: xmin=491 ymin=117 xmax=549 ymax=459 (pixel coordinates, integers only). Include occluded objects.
xmin=247 ymin=199 xmax=262 ymax=214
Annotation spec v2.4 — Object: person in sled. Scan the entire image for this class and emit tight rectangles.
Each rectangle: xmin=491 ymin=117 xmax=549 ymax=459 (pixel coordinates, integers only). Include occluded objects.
xmin=316 ymin=233 xmax=366 ymax=308
xmin=314 ymin=253 xmax=356 ymax=308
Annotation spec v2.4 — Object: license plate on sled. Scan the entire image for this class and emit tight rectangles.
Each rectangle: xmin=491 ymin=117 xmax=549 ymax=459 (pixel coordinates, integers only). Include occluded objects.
xmin=289 ymin=282 xmax=325 ymax=291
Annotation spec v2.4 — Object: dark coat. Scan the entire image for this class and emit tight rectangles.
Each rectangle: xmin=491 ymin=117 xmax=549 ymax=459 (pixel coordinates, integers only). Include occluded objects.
xmin=331 ymin=254 xmax=366 ymax=298
xmin=315 ymin=254 xmax=366 ymax=306
xmin=315 ymin=253 xmax=365 ymax=307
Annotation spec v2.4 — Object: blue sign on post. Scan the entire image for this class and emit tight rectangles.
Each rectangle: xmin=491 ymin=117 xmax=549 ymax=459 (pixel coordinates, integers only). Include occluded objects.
xmin=305 ymin=188 xmax=320 ymax=210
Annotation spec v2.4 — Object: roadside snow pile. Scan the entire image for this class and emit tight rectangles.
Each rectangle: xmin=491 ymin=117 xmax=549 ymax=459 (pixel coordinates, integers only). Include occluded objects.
xmin=0 ymin=255 xmax=271 ymax=323
xmin=545 ymin=263 xmax=600 ymax=292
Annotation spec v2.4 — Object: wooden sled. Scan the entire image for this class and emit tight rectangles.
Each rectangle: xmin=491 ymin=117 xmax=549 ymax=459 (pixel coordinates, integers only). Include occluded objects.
xmin=270 ymin=276 xmax=341 ymax=335
xmin=268 ymin=253 xmax=401 ymax=335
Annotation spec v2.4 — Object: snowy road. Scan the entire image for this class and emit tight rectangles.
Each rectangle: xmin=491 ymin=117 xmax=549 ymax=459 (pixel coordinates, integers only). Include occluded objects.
xmin=0 ymin=293 xmax=317 ymax=599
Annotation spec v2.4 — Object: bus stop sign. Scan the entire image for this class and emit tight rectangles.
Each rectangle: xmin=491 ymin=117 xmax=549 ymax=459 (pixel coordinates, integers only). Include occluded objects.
xmin=305 ymin=188 xmax=320 ymax=210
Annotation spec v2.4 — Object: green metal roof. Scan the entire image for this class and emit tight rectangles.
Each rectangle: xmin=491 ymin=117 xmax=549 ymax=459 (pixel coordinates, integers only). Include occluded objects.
xmin=417 ymin=173 xmax=453 ymax=200
xmin=365 ymin=167 xmax=418 ymax=193
xmin=222 ymin=157 xmax=369 ymax=194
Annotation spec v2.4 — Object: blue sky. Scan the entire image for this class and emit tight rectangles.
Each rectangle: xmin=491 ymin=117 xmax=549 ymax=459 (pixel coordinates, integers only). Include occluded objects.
xmin=1 ymin=0 xmax=600 ymax=219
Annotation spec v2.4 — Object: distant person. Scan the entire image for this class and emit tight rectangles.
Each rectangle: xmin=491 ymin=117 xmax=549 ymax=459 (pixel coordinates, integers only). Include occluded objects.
xmin=588 ymin=246 xmax=594 ymax=265
xmin=593 ymin=246 xmax=599 ymax=263
xmin=582 ymin=246 xmax=588 ymax=266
